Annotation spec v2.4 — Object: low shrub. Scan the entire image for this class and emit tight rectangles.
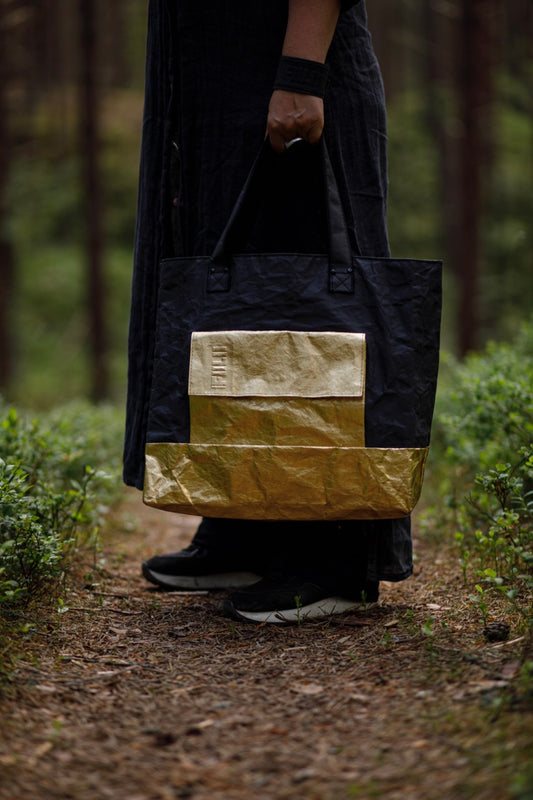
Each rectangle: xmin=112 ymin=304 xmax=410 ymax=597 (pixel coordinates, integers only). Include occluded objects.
xmin=427 ymin=319 xmax=533 ymax=631
xmin=0 ymin=402 xmax=123 ymax=608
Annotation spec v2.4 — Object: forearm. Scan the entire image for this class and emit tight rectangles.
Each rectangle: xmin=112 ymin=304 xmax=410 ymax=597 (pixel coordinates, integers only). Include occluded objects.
xmin=267 ymin=0 xmax=341 ymax=152
xmin=282 ymin=0 xmax=341 ymax=63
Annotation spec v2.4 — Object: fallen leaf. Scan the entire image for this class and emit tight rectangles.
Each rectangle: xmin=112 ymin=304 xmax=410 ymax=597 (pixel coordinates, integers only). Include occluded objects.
xmin=469 ymin=680 xmax=509 ymax=693
xmin=350 ymin=693 xmax=369 ymax=703
xmin=186 ymin=718 xmax=215 ymax=735
xmin=293 ymin=767 xmax=315 ymax=783
xmin=291 ymin=682 xmax=324 ymax=696
xmin=34 ymin=742 xmax=53 ymax=758
xmin=501 ymin=661 xmax=520 ymax=679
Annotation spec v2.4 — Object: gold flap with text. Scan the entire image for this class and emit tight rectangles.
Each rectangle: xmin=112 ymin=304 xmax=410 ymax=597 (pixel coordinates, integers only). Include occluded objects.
xmin=188 ymin=330 xmax=366 ymax=397
xmin=188 ymin=330 xmax=366 ymax=448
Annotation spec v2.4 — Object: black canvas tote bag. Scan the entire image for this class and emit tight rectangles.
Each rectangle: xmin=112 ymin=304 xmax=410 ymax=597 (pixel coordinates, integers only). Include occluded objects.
xmin=143 ymin=142 xmax=442 ymax=520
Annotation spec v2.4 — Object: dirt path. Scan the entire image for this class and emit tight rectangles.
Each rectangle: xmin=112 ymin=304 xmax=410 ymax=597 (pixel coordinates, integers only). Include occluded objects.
xmin=0 ymin=490 xmax=531 ymax=800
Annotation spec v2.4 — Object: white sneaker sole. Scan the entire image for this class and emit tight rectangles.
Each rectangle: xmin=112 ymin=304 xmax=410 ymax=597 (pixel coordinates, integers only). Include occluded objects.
xmin=145 ymin=569 xmax=261 ymax=590
xmin=231 ymin=597 xmax=377 ymax=625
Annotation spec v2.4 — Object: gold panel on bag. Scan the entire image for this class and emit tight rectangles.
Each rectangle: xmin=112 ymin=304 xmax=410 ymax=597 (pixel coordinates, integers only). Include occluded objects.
xmin=188 ymin=329 xmax=366 ymax=448
xmin=188 ymin=330 xmax=366 ymax=397
xmin=144 ymin=443 xmax=429 ymax=520
xmin=189 ymin=396 xmax=365 ymax=447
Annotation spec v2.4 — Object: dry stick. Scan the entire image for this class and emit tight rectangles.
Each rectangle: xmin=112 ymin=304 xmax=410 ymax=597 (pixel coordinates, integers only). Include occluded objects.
xmin=86 ymin=590 xmax=209 ymax=598
xmin=63 ymin=606 xmax=142 ymax=616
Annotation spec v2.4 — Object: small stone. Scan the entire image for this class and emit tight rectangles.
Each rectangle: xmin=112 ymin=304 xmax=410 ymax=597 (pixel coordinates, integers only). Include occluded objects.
xmin=153 ymin=731 xmax=177 ymax=747
xmin=483 ymin=622 xmax=510 ymax=642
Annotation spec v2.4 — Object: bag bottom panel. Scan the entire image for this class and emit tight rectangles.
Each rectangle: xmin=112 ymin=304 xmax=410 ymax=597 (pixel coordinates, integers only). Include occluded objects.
xmin=144 ymin=443 xmax=428 ymax=520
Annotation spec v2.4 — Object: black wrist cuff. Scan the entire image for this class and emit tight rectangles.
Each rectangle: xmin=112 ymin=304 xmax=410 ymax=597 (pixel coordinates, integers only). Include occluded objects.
xmin=273 ymin=56 xmax=329 ymax=98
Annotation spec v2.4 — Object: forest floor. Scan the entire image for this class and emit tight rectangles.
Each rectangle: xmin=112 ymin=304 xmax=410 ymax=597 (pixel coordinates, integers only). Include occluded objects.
xmin=0 ymin=489 xmax=532 ymax=800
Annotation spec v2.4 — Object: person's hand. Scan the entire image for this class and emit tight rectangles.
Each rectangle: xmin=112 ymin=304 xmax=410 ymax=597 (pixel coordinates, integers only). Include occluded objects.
xmin=266 ymin=89 xmax=324 ymax=153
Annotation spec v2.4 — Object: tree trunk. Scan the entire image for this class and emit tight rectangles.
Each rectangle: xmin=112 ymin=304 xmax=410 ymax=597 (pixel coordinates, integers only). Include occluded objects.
xmin=0 ymin=1 xmax=15 ymax=394
xmin=367 ymin=0 xmax=406 ymax=103
xmin=455 ymin=0 xmax=495 ymax=355
xmin=79 ymin=0 xmax=108 ymax=401
xmin=421 ymin=0 xmax=460 ymax=279
xmin=107 ymin=0 xmax=130 ymax=87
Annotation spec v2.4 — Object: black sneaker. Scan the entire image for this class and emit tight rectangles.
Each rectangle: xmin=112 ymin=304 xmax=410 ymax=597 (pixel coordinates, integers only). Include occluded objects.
xmin=142 ymin=544 xmax=262 ymax=591
xmin=223 ymin=576 xmax=379 ymax=625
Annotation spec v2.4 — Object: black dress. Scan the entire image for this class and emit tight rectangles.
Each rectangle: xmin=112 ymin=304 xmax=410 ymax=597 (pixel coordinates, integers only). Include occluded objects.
xmin=123 ymin=0 xmax=413 ymax=588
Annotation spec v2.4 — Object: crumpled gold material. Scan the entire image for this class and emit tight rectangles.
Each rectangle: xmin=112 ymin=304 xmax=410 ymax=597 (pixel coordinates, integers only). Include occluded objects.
xmin=190 ymin=397 xmax=365 ymax=447
xmin=188 ymin=329 xmax=366 ymax=448
xmin=188 ymin=330 xmax=366 ymax=397
xmin=143 ymin=443 xmax=428 ymax=520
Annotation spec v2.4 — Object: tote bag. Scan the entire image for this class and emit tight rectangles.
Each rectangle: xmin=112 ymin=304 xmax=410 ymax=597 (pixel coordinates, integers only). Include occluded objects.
xmin=143 ymin=142 xmax=442 ymax=520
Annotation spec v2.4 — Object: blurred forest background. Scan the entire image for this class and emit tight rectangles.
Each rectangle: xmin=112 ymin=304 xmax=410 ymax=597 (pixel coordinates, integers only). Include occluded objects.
xmin=0 ymin=0 xmax=532 ymax=408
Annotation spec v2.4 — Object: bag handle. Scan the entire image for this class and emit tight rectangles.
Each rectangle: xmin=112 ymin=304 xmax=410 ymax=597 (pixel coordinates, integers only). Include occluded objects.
xmin=209 ymin=138 xmax=355 ymax=294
